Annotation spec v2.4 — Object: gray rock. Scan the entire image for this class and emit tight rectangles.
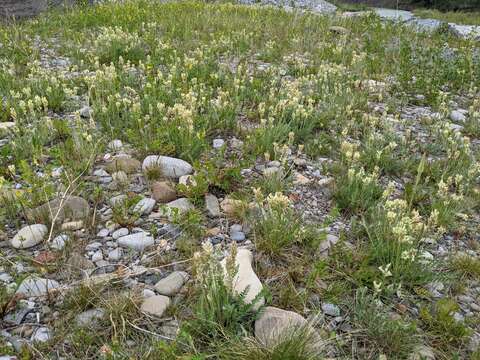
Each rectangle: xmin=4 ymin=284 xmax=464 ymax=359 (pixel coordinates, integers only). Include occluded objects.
xmin=50 ymin=234 xmax=69 ymax=250
xmin=142 ymin=155 xmax=193 ymax=178
xmin=237 ymin=0 xmax=336 ymax=14
xmin=450 ymin=110 xmax=467 ymax=123
xmin=450 ymin=123 xmax=464 ymax=132
xmin=10 ymin=224 xmax=48 ymax=249
xmin=374 ymin=8 xmax=413 ymax=22
xmin=407 ymin=18 xmax=445 ymax=33
xmin=16 ymin=277 xmax=60 ymax=297
xmin=91 ymin=250 xmax=103 ymax=262
xmin=205 ymin=194 xmax=221 ymax=217
xmin=140 ymin=295 xmax=170 ymax=317
xmin=27 ymin=196 xmax=89 ymax=223
xmin=255 ymin=306 xmax=321 ymax=350
xmin=318 ymin=234 xmax=339 ymax=254
xmin=117 ymin=232 xmax=154 ymax=251
xmin=133 ymin=197 xmax=156 ymax=215
xmin=213 ymin=138 xmax=225 ymax=149
xmin=322 ymin=302 xmax=340 ymax=316
xmin=108 ymin=247 xmax=123 ymax=261
xmin=154 ymin=271 xmax=188 ymax=296
xmin=231 ymin=232 xmax=246 ymax=242
xmin=0 ymin=273 xmax=13 ymax=283
xmin=31 ymin=326 xmax=51 ymax=343
xmin=228 ymin=225 xmax=241 ymax=234
xmin=85 ymin=242 xmax=102 ymax=251
xmin=112 ymin=227 xmax=129 ymax=240
xmin=165 ymin=198 xmax=194 ymax=214
xmin=79 ymin=106 xmax=92 ymax=118
xmin=97 ymin=228 xmax=110 ymax=237
xmin=143 ymin=288 xmax=156 ymax=298
xmin=75 ymin=308 xmax=105 ymax=327
xmin=93 ymin=168 xmax=110 ymax=177
xmin=449 ymin=23 xmax=480 ymax=40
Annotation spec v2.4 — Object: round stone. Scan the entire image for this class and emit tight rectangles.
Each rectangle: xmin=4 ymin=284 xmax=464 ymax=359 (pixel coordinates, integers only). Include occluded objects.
xmin=11 ymin=224 xmax=48 ymax=249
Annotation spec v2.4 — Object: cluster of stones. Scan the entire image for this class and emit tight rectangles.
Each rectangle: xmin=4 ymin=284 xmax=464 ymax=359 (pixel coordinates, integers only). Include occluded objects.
xmin=0 ymin=126 xmax=345 ymax=351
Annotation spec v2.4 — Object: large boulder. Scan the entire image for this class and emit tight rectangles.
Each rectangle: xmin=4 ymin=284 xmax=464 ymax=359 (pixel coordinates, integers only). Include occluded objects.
xmin=255 ymin=306 xmax=322 ymax=350
xmin=16 ymin=277 xmax=60 ymax=297
xmin=142 ymin=155 xmax=193 ymax=179
xmin=27 ymin=196 xmax=90 ymax=224
xmin=117 ymin=232 xmax=154 ymax=251
xmin=10 ymin=224 xmax=48 ymax=249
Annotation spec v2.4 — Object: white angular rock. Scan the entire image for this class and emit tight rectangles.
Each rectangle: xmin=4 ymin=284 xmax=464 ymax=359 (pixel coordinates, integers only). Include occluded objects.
xmin=255 ymin=306 xmax=321 ymax=350
xmin=50 ymin=234 xmax=69 ymax=250
xmin=221 ymin=249 xmax=264 ymax=310
xmin=117 ymin=232 xmax=154 ymax=251
xmin=133 ymin=197 xmax=156 ymax=215
xmin=16 ymin=277 xmax=60 ymax=297
xmin=10 ymin=224 xmax=48 ymax=249
xmin=154 ymin=271 xmax=188 ymax=296
xmin=140 ymin=295 xmax=171 ymax=317
xmin=142 ymin=155 xmax=193 ymax=178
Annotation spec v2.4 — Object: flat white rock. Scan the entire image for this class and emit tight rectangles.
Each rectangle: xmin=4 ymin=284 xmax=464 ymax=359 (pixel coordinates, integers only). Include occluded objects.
xmin=133 ymin=197 xmax=156 ymax=215
xmin=142 ymin=155 xmax=193 ymax=178
xmin=117 ymin=232 xmax=154 ymax=251
xmin=154 ymin=271 xmax=188 ymax=296
xmin=11 ymin=224 xmax=48 ymax=249
xmin=140 ymin=295 xmax=171 ymax=317
xmin=16 ymin=277 xmax=60 ymax=297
